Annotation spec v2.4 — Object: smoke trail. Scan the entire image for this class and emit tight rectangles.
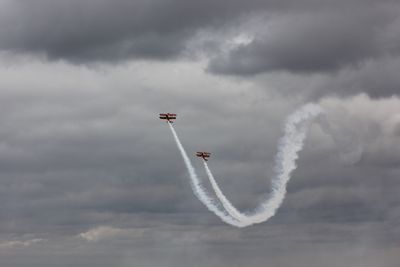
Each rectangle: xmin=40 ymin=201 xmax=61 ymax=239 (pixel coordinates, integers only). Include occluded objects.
xmin=204 ymin=104 xmax=322 ymax=226
xmin=168 ymin=123 xmax=245 ymax=227
xmin=204 ymin=161 xmax=248 ymax=222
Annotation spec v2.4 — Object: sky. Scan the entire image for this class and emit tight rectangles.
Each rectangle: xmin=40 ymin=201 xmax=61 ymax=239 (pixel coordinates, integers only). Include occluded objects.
xmin=0 ymin=0 xmax=400 ymax=266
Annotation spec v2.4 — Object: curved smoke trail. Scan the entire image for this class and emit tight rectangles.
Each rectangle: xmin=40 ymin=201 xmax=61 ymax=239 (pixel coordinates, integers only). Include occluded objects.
xmin=167 ymin=103 xmax=322 ymax=227
xmin=168 ymin=123 xmax=245 ymax=227
xmin=204 ymin=161 xmax=248 ymax=223
xmin=204 ymin=104 xmax=323 ymax=226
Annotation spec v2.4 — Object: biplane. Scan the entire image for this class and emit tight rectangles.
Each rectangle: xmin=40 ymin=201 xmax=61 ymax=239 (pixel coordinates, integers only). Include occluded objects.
xmin=159 ymin=113 xmax=177 ymax=123
xmin=196 ymin=152 xmax=211 ymax=161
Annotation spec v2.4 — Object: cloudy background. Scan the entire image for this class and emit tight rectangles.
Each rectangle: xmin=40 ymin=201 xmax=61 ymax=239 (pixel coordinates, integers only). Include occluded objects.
xmin=0 ymin=0 xmax=400 ymax=266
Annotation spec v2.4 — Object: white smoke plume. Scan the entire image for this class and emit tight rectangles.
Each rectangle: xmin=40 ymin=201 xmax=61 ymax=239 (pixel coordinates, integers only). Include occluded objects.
xmin=204 ymin=161 xmax=248 ymax=223
xmin=168 ymin=123 xmax=244 ymax=227
xmin=203 ymin=104 xmax=323 ymax=226
xmin=168 ymin=103 xmax=322 ymax=227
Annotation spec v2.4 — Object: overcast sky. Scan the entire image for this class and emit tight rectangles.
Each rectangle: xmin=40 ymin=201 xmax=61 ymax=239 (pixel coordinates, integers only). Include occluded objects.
xmin=0 ymin=0 xmax=400 ymax=266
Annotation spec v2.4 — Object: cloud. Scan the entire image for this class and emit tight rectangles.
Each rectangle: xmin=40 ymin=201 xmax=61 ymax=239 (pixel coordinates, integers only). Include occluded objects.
xmin=0 ymin=59 xmax=397 ymax=235
xmin=1 ymin=0 xmax=400 ymax=98
xmin=0 ymin=1 xmax=399 ymax=265
xmin=0 ymin=0 xmax=271 ymax=62
xmin=0 ymin=238 xmax=45 ymax=249
xmin=0 ymin=58 xmax=397 ymax=234
xmin=309 ymin=56 xmax=400 ymax=99
xmin=1 ymin=0 xmax=397 ymax=69
xmin=79 ymin=226 xmax=145 ymax=242
xmin=208 ymin=6 xmax=395 ymax=75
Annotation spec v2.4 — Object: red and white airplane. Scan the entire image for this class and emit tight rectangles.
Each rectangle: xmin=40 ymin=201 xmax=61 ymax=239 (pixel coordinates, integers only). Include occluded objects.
xmin=196 ymin=152 xmax=211 ymax=161
xmin=159 ymin=113 xmax=177 ymax=123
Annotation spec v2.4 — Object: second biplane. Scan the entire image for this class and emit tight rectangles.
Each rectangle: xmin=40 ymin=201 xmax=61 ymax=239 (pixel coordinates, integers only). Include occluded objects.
xmin=196 ymin=152 xmax=211 ymax=161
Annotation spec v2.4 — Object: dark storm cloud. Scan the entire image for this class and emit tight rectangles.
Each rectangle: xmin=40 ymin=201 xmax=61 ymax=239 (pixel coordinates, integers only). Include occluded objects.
xmin=1 ymin=0 xmax=399 ymax=99
xmin=208 ymin=6 xmax=396 ymax=74
xmin=0 ymin=0 xmax=274 ymax=62
xmin=0 ymin=0 xmax=395 ymax=64
xmin=205 ymin=0 xmax=400 ymax=98
xmin=308 ymin=57 xmax=400 ymax=99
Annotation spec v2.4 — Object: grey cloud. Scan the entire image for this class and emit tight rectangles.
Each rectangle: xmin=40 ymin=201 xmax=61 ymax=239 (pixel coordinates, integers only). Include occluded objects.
xmin=0 ymin=60 xmax=395 ymax=239
xmin=208 ymin=4 xmax=399 ymax=75
xmin=0 ymin=221 xmax=393 ymax=267
xmin=0 ymin=0 xmax=192 ymax=62
xmin=0 ymin=0 xmax=277 ymax=62
xmin=204 ymin=1 xmax=400 ymax=98
xmin=1 ymin=0 xmax=400 ymax=98
xmin=1 ymin=1 xmax=400 ymax=264
xmin=309 ymin=57 xmax=400 ymax=99
xmin=0 ymin=0 xmax=395 ymax=65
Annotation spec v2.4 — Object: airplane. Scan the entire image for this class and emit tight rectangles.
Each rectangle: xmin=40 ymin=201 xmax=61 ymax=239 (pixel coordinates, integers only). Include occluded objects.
xmin=196 ymin=152 xmax=211 ymax=161
xmin=159 ymin=113 xmax=177 ymax=123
